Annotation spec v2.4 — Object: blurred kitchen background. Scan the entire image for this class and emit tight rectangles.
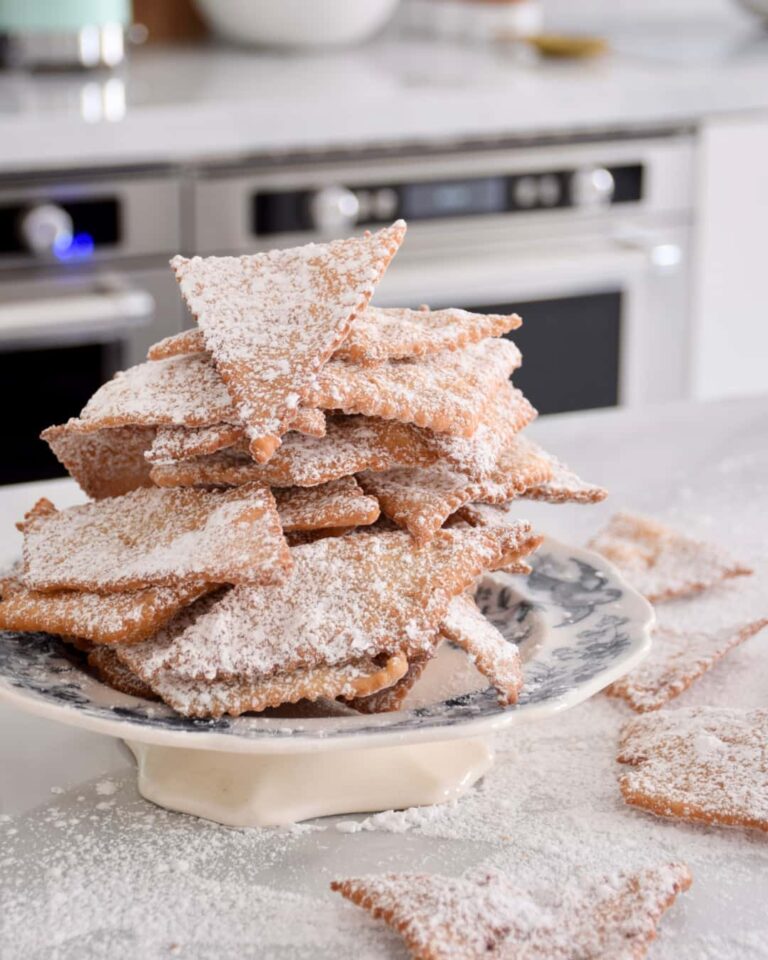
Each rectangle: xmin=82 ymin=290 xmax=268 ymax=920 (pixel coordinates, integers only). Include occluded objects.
xmin=0 ymin=0 xmax=766 ymax=485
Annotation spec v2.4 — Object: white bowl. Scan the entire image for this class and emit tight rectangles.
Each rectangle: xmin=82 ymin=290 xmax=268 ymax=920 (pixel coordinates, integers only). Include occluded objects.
xmin=194 ymin=0 xmax=400 ymax=49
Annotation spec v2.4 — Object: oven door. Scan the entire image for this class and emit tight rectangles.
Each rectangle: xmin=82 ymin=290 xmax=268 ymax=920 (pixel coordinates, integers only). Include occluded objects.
xmin=373 ymin=227 xmax=690 ymax=415
xmin=0 ymin=267 xmax=182 ymax=485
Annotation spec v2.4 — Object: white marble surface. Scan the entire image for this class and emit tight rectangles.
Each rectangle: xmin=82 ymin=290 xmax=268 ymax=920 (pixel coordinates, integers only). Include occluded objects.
xmin=0 ymin=395 xmax=767 ymax=958
xmin=1 ymin=11 xmax=768 ymax=172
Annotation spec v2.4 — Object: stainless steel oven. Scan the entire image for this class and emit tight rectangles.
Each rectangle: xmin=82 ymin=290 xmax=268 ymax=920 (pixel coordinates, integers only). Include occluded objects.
xmin=192 ymin=133 xmax=694 ymax=416
xmin=0 ymin=171 xmax=184 ymax=484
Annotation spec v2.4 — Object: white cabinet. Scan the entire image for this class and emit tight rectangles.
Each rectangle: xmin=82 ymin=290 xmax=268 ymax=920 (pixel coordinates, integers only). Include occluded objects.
xmin=691 ymin=116 xmax=768 ymax=399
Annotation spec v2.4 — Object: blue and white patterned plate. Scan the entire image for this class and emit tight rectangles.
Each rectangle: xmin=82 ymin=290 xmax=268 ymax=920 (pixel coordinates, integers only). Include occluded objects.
xmin=0 ymin=538 xmax=653 ymax=754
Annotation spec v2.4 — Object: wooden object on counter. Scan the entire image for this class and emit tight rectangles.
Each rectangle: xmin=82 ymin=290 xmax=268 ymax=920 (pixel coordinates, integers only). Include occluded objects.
xmin=132 ymin=0 xmax=208 ymax=43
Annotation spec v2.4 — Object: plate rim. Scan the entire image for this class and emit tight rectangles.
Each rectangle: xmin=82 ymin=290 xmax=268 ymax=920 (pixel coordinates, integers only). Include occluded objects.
xmin=0 ymin=537 xmax=654 ymax=754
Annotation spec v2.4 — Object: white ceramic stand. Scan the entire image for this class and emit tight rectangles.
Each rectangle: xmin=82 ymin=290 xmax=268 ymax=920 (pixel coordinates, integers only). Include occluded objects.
xmin=125 ymin=737 xmax=494 ymax=827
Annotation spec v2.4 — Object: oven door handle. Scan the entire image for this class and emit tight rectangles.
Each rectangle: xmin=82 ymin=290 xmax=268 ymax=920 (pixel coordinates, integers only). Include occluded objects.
xmin=0 ymin=287 xmax=155 ymax=348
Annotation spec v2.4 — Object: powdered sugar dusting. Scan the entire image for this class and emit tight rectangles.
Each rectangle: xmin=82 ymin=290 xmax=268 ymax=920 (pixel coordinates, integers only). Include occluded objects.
xmin=22 ymin=485 xmax=289 ymax=593
xmin=150 ymin=414 xmax=439 ymax=489
xmin=332 ymin=862 xmax=691 ymax=960
xmin=618 ymin=706 xmax=768 ymax=831
xmin=77 ymin=354 xmax=235 ymax=429
xmin=307 ymin=338 xmax=521 ymax=438
xmin=441 ymin=595 xmax=522 ymax=705
xmin=420 ymin=383 xmax=537 ymax=480
xmin=524 ymin=445 xmax=607 ymax=504
xmin=274 ymin=477 xmax=380 ymax=532
xmin=0 ymin=780 xmax=394 ymax=959
xmin=335 ymin=305 xmax=521 ymax=363
xmin=116 ymin=528 xmax=507 ymax=688
xmin=358 ymin=434 xmax=550 ymax=543
xmin=146 ymin=305 xmax=520 ymax=367
xmin=589 ymin=512 xmax=751 ymax=603
xmin=0 ymin=575 xmax=210 ymax=646
xmin=172 ymin=223 xmax=405 ymax=458
xmin=607 ymin=619 xmax=768 ymax=712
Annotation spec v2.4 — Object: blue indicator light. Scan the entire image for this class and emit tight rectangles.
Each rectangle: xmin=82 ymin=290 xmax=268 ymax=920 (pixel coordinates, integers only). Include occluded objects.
xmin=53 ymin=232 xmax=95 ymax=262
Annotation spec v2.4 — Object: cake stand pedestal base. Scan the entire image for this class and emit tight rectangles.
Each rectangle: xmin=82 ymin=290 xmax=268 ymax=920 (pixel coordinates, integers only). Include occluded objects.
xmin=125 ymin=737 xmax=494 ymax=827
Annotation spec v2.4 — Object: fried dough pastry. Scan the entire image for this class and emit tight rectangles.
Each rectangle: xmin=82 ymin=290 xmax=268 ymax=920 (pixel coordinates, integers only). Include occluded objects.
xmin=23 ymin=485 xmax=289 ymax=594
xmin=171 ymin=222 xmax=405 ymax=461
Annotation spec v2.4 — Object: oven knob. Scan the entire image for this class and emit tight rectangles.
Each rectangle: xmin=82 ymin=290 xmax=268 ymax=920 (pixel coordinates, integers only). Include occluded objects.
xmin=571 ymin=166 xmax=615 ymax=208
xmin=18 ymin=203 xmax=74 ymax=257
xmin=309 ymin=186 xmax=360 ymax=235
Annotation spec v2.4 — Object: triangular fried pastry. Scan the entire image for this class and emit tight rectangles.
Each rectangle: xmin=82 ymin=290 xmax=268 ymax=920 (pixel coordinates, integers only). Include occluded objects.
xmin=145 ymin=652 xmax=408 ymax=718
xmin=589 ymin=512 xmax=751 ymax=602
xmin=23 ymin=485 xmax=289 ymax=594
xmin=274 ymin=477 xmax=379 ymax=532
xmin=42 ymin=423 xmax=156 ymax=500
xmin=147 ymin=306 xmax=521 ymax=366
xmin=171 ymin=221 xmax=406 ymax=463
xmin=150 ymin=414 xmax=438 ymax=489
xmin=115 ymin=528 xmax=513 ymax=688
xmin=0 ymin=574 xmax=211 ymax=646
xmin=358 ymin=435 xmax=551 ymax=544
xmin=306 ymin=338 xmax=521 ymax=438
xmin=331 ymin=862 xmax=692 ymax=960
xmin=618 ymin=706 xmax=768 ymax=832
xmin=440 ymin=595 xmax=522 ymax=705
xmin=88 ymin=646 xmax=160 ymax=700
xmin=606 ymin=618 xmax=768 ymax=712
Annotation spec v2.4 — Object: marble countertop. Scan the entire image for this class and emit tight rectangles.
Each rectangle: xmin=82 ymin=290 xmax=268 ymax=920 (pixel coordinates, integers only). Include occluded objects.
xmin=2 ymin=14 xmax=768 ymax=174
xmin=1 ymin=394 xmax=767 ymax=958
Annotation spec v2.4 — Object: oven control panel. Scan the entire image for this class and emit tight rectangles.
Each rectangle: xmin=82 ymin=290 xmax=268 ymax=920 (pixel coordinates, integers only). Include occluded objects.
xmin=0 ymin=176 xmax=180 ymax=268
xmin=252 ymin=164 xmax=643 ymax=237
xmin=0 ymin=198 xmax=120 ymax=260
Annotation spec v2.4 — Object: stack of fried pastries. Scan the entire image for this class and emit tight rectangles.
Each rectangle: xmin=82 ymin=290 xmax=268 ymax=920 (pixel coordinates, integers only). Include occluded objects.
xmin=2 ymin=221 xmax=606 ymax=717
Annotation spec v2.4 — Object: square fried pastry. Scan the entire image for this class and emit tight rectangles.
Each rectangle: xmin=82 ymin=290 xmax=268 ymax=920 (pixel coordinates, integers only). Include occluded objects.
xmin=274 ymin=477 xmax=380 ymax=532
xmin=22 ymin=484 xmax=289 ymax=594
xmin=332 ymin=862 xmax=692 ymax=960
xmin=147 ymin=305 xmax=521 ymax=366
xmin=306 ymin=338 xmax=521 ymax=438
xmin=606 ymin=618 xmax=768 ymax=712
xmin=358 ymin=434 xmax=551 ymax=544
xmin=618 ymin=706 xmax=768 ymax=832
xmin=115 ymin=527 xmax=514 ymax=705
xmin=589 ymin=512 xmax=751 ymax=602
xmin=171 ymin=222 xmax=406 ymax=462
xmin=0 ymin=574 xmax=211 ymax=646
xmin=74 ymin=353 xmax=237 ymax=432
